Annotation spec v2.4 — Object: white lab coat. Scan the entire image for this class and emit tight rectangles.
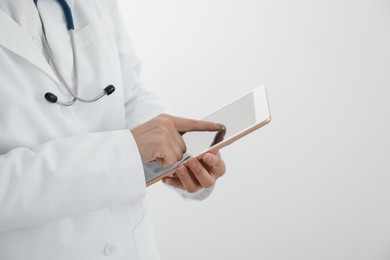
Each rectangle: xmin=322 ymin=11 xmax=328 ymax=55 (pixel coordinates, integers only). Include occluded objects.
xmin=0 ymin=0 xmax=210 ymax=259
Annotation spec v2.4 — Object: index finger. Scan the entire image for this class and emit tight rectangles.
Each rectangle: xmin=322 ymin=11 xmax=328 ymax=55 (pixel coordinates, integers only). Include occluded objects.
xmin=166 ymin=115 xmax=224 ymax=132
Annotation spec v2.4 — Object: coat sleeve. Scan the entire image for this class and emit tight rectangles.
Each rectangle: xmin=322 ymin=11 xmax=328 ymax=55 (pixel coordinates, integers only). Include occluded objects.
xmin=0 ymin=130 xmax=146 ymax=232
xmin=108 ymin=1 xmax=215 ymax=201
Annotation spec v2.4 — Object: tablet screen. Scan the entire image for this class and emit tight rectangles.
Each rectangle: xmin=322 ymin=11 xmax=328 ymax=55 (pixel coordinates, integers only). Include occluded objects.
xmin=183 ymin=90 xmax=259 ymax=156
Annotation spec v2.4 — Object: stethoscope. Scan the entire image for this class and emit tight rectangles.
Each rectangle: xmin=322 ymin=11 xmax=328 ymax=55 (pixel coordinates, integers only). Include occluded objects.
xmin=34 ymin=0 xmax=115 ymax=106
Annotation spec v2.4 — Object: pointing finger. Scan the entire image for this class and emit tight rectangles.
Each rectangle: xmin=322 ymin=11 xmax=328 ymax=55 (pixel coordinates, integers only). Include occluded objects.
xmin=162 ymin=114 xmax=223 ymax=133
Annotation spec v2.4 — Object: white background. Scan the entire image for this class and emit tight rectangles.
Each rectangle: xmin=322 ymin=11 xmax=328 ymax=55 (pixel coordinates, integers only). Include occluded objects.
xmin=118 ymin=0 xmax=390 ymax=259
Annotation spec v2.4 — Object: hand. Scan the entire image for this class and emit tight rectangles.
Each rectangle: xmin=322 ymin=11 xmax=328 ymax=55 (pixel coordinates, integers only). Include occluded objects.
xmin=131 ymin=114 xmax=223 ymax=167
xmin=162 ymin=151 xmax=226 ymax=193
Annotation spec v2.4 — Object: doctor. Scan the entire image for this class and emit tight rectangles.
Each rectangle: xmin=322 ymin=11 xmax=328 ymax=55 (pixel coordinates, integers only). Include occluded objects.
xmin=0 ymin=0 xmax=226 ymax=259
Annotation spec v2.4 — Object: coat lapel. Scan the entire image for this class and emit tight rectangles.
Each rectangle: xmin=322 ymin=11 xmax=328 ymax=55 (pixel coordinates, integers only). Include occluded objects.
xmin=0 ymin=8 xmax=59 ymax=84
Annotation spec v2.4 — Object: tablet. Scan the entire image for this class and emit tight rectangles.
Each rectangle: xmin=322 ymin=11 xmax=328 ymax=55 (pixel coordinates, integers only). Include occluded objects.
xmin=144 ymin=85 xmax=271 ymax=186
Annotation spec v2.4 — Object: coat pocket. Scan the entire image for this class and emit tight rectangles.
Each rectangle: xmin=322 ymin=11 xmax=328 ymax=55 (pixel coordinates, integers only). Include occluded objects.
xmin=74 ymin=17 xmax=115 ymax=50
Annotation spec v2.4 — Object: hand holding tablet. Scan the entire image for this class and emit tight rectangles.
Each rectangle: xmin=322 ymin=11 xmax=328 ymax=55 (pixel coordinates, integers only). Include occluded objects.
xmin=143 ymin=85 xmax=271 ymax=186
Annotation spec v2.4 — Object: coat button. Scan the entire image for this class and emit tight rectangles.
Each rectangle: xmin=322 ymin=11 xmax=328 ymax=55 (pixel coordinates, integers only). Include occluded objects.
xmin=104 ymin=244 xmax=117 ymax=256
xmin=32 ymin=36 xmax=40 ymax=44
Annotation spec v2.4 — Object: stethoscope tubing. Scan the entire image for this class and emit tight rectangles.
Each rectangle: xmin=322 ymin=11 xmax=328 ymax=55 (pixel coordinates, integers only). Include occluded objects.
xmin=36 ymin=0 xmax=115 ymax=106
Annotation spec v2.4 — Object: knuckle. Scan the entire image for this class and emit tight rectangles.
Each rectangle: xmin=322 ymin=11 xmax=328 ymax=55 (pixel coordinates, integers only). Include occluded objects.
xmin=180 ymin=171 xmax=190 ymax=180
xmin=187 ymin=162 xmax=197 ymax=171
xmin=153 ymin=125 xmax=170 ymax=140
xmin=187 ymin=186 xmax=199 ymax=193
xmin=159 ymin=117 xmax=174 ymax=128
xmin=163 ymin=158 xmax=176 ymax=167
xmin=152 ymin=150 xmax=164 ymax=161
xmin=153 ymin=136 xmax=167 ymax=146
xmin=159 ymin=113 xmax=169 ymax=118
xmin=158 ymin=125 xmax=170 ymax=136
xmin=189 ymin=120 xmax=197 ymax=129
xmin=217 ymin=166 xmax=226 ymax=177
xmin=208 ymin=157 xmax=217 ymax=166
xmin=154 ymin=118 xmax=166 ymax=126
xmin=203 ymin=180 xmax=215 ymax=189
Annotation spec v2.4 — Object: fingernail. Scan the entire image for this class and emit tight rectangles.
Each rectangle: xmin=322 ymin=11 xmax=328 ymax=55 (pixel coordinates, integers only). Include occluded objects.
xmin=217 ymin=123 xmax=225 ymax=129
xmin=176 ymin=166 xmax=185 ymax=175
xmin=186 ymin=158 xmax=196 ymax=168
